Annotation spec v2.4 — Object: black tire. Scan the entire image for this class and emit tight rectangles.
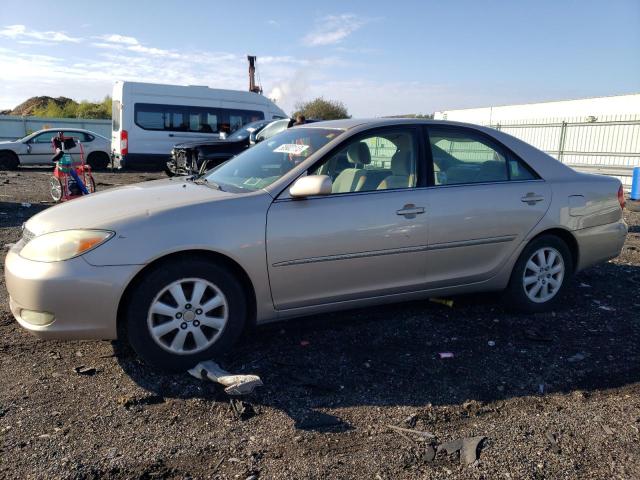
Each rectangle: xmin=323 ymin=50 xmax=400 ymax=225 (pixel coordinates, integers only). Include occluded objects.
xmin=124 ymin=258 xmax=247 ymax=372
xmin=505 ymin=234 xmax=573 ymax=313
xmin=86 ymin=151 xmax=110 ymax=170
xmin=627 ymin=199 xmax=640 ymax=212
xmin=164 ymin=163 xmax=177 ymax=177
xmin=0 ymin=151 xmax=19 ymax=170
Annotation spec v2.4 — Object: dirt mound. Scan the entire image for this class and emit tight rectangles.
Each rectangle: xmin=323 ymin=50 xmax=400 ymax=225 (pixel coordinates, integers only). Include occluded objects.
xmin=7 ymin=96 xmax=75 ymax=116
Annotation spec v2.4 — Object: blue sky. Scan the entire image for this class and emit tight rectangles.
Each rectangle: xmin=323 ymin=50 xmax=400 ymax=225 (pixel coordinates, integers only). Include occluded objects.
xmin=0 ymin=0 xmax=638 ymax=116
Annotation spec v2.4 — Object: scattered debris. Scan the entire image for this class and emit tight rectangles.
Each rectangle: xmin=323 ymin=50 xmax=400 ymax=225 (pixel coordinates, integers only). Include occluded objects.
xmin=487 ymin=340 xmax=496 ymax=347
xmin=602 ymin=424 xmax=614 ymax=435
xmin=545 ymin=431 xmax=561 ymax=453
xmin=424 ymin=444 xmax=437 ymax=462
xmin=438 ymin=352 xmax=455 ymax=359
xmin=300 ymin=340 xmax=310 ymax=347
xmin=568 ymin=353 xmax=586 ymax=363
xmin=230 ymin=398 xmax=256 ymax=420
xmin=188 ymin=360 xmax=263 ymax=396
xmin=438 ymin=436 xmax=486 ymax=465
xmin=524 ymin=328 xmax=552 ymax=342
xmin=73 ymin=366 xmax=96 ymax=376
xmin=429 ymin=298 xmax=454 ymax=308
xmin=118 ymin=395 xmax=165 ymax=410
xmin=539 ymin=383 xmax=546 ymax=394
xmin=387 ymin=424 xmax=436 ymax=439
xmin=579 ymin=282 xmax=592 ymax=288
xmin=20 ymin=202 xmax=31 ymax=208
xmin=404 ymin=414 xmax=418 ymax=428
xmin=598 ymin=305 xmax=616 ymax=312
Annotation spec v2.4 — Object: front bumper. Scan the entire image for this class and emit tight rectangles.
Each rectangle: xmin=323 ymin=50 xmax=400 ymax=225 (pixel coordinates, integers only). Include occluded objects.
xmin=574 ymin=219 xmax=628 ymax=271
xmin=5 ymin=245 xmax=139 ymax=340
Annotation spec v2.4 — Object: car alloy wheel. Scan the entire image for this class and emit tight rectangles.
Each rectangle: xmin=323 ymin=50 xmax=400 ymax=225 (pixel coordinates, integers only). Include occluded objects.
xmin=522 ymin=246 xmax=565 ymax=303
xmin=146 ymin=277 xmax=228 ymax=355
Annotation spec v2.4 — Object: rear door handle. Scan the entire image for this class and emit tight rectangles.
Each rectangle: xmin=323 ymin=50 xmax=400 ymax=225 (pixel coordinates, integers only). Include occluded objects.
xmin=396 ymin=204 xmax=425 ymax=218
xmin=168 ymin=133 xmax=174 ymax=137
xmin=521 ymin=192 xmax=544 ymax=205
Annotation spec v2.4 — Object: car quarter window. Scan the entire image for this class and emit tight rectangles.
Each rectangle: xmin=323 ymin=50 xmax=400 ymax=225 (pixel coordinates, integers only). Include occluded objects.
xmin=428 ymin=128 xmax=536 ymax=185
xmin=310 ymin=128 xmax=418 ymax=194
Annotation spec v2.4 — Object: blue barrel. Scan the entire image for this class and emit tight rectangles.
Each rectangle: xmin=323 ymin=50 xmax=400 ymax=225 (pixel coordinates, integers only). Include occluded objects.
xmin=632 ymin=166 xmax=640 ymax=201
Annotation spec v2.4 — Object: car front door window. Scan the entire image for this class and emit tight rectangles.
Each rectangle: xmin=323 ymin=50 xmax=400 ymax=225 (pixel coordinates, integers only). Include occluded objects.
xmin=310 ymin=129 xmax=418 ymax=194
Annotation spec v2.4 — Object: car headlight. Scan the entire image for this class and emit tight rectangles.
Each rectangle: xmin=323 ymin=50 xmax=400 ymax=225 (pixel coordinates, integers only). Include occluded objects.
xmin=20 ymin=230 xmax=114 ymax=262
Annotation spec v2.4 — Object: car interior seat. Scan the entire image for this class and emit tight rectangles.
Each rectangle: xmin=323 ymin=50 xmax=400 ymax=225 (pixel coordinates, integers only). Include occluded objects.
xmin=332 ymin=142 xmax=371 ymax=193
xmin=377 ymin=136 xmax=415 ymax=190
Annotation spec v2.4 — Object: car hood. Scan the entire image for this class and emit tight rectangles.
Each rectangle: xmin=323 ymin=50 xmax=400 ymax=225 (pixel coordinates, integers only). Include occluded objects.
xmin=24 ymin=178 xmax=234 ymax=236
xmin=0 ymin=140 xmax=20 ymax=146
xmin=174 ymin=138 xmax=239 ymax=149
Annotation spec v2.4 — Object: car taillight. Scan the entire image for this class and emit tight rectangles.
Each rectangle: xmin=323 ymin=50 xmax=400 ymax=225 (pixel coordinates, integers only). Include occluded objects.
xmin=120 ymin=130 xmax=128 ymax=155
xmin=618 ymin=184 xmax=625 ymax=210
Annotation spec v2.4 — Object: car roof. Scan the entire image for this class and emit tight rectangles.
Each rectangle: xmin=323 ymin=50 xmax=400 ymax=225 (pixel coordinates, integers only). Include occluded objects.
xmin=294 ymin=118 xmax=503 ymax=131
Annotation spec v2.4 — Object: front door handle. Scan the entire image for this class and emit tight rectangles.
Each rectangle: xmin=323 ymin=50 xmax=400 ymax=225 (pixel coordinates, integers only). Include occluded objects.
xmin=521 ymin=192 xmax=544 ymax=205
xmin=396 ymin=204 xmax=425 ymax=218
xmin=168 ymin=133 xmax=174 ymax=137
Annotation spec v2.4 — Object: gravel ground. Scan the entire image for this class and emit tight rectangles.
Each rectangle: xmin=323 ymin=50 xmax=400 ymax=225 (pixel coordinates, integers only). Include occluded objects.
xmin=1 ymin=169 xmax=639 ymax=480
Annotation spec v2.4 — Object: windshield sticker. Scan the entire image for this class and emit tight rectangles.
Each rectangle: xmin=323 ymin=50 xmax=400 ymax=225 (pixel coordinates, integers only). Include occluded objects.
xmin=273 ymin=144 xmax=310 ymax=155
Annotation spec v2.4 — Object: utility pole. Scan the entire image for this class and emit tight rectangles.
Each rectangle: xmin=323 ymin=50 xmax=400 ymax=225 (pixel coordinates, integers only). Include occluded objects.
xmin=247 ymin=56 xmax=263 ymax=94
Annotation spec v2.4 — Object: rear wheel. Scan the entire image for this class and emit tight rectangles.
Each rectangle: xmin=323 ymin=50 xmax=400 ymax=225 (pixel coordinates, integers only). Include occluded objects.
xmin=87 ymin=151 xmax=110 ymax=170
xmin=505 ymin=235 xmax=573 ymax=312
xmin=0 ymin=151 xmax=19 ymax=170
xmin=124 ymin=258 xmax=247 ymax=372
xmin=50 ymin=176 xmax=63 ymax=202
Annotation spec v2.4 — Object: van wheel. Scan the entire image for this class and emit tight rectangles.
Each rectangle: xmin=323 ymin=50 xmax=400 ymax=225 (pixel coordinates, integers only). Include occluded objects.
xmin=124 ymin=258 xmax=247 ymax=372
xmin=0 ymin=152 xmax=19 ymax=170
xmin=87 ymin=152 xmax=110 ymax=170
xmin=505 ymin=235 xmax=573 ymax=312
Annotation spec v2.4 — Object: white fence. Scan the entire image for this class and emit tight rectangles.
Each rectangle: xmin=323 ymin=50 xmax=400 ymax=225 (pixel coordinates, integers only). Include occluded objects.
xmin=0 ymin=115 xmax=111 ymax=141
xmin=490 ymin=114 xmax=640 ymax=188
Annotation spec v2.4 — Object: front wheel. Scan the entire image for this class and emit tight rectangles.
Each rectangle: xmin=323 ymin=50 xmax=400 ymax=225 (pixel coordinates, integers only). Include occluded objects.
xmin=505 ymin=235 xmax=573 ymax=312
xmin=124 ymin=258 xmax=247 ymax=372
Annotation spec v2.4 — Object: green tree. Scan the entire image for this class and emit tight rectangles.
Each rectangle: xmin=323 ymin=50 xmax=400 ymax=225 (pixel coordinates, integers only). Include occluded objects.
xmin=293 ymin=97 xmax=350 ymax=120
xmin=31 ymin=96 xmax=112 ymax=119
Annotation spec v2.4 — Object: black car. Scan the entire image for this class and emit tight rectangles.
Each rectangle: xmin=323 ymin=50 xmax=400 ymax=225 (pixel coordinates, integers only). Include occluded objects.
xmin=166 ymin=119 xmax=281 ymax=176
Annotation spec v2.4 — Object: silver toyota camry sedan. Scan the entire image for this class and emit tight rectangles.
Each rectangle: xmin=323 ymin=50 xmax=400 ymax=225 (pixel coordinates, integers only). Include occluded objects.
xmin=5 ymin=119 xmax=628 ymax=371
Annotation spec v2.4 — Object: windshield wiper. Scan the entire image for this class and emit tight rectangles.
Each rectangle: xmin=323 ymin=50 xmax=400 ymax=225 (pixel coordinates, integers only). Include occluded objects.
xmin=195 ymin=177 xmax=224 ymax=191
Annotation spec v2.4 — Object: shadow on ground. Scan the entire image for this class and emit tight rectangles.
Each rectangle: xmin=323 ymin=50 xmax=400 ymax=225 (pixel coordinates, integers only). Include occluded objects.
xmin=117 ymin=261 xmax=640 ymax=432
xmin=0 ymin=201 xmax=51 ymax=228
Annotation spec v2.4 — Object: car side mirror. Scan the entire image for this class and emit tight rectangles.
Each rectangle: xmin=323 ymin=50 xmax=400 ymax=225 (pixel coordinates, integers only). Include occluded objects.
xmin=249 ymin=132 xmax=258 ymax=145
xmin=289 ymin=175 xmax=332 ymax=198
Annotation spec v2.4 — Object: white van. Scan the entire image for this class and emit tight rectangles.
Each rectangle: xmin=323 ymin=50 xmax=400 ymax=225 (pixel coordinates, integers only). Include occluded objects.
xmin=111 ymin=81 xmax=287 ymax=168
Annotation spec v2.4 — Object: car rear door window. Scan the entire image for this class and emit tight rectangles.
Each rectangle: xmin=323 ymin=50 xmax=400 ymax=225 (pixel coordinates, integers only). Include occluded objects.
xmin=427 ymin=128 xmax=539 ymax=185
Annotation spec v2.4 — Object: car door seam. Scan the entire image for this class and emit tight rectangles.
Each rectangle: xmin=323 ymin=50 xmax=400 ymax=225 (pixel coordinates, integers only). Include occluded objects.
xmin=272 ymin=235 xmax=517 ymax=267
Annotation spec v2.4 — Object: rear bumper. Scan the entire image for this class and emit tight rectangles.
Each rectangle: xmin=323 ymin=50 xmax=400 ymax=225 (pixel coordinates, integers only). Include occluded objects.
xmin=5 ymin=246 xmax=138 ymax=340
xmin=574 ymin=219 xmax=628 ymax=271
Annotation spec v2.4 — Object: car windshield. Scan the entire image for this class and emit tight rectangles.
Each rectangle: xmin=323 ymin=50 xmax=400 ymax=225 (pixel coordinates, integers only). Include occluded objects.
xmin=202 ymin=127 xmax=341 ymax=192
xmin=226 ymin=120 xmax=270 ymax=141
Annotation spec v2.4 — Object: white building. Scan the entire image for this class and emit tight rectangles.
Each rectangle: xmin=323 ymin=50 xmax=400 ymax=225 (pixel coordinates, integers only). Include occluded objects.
xmin=434 ymin=93 xmax=640 ymax=124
